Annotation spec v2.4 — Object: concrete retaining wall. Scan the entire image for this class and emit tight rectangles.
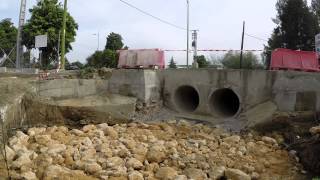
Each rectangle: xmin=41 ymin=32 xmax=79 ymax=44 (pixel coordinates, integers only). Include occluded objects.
xmin=36 ymin=79 xmax=109 ymax=98
xmin=108 ymin=69 xmax=161 ymax=104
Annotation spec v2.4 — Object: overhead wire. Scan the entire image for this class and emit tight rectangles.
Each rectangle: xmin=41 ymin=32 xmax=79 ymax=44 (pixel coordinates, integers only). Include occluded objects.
xmin=245 ymin=33 xmax=268 ymax=42
xmin=118 ymin=0 xmax=186 ymax=30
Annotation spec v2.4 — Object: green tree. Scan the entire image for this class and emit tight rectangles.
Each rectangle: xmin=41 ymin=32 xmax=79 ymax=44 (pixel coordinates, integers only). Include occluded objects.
xmin=168 ymin=57 xmax=177 ymax=69
xmin=265 ymin=0 xmax=319 ymax=68
xmin=220 ymin=51 xmax=263 ymax=69
xmin=312 ymin=0 xmax=320 ymax=24
xmin=105 ymin=32 xmax=124 ymax=51
xmin=196 ymin=55 xmax=209 ymax=68
xmin=86 ymin=49 xmax=118 ymax=68
xmin=0 ymin=19 xmax=17 ymax=59
xmin=23 ymin=0 xmax=78 ymax=69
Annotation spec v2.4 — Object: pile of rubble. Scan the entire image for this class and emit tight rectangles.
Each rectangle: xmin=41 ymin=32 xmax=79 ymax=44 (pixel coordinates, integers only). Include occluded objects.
xmin=2 ymin=121 xmax=304 ymax=180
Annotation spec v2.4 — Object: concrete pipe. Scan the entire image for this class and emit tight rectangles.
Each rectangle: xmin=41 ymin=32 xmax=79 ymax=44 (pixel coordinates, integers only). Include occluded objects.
xmin=210 ymin=88 xmax=240 ymax=118
xmin=174 ymin=85 xmax=200 ymax=112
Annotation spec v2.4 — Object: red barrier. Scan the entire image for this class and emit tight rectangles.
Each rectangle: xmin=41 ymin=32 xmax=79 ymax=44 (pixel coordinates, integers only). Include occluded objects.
xmin=270 ymin=48 xmax=319 ymax=72
xmin=117 ymin=49 xmax=165 ymax=69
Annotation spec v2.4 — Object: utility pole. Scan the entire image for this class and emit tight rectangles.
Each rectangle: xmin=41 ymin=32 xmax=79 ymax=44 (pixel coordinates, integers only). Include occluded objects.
xmin=192 ymin=30 xmax=199 ymax=68
xmin=186 ymin=0 xmax=190 ymax=69
xmin=16 ymin=0 xmax=27 ymax=69
xmin=240 ymin=21 xmax=245 ymax=69
xmin=60 ymin=0 xmax=68 ymax=70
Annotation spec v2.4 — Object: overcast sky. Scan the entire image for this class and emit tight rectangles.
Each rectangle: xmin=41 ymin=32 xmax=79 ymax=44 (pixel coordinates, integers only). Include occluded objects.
xmin=1 ymin=0 xmax=283 ymax=64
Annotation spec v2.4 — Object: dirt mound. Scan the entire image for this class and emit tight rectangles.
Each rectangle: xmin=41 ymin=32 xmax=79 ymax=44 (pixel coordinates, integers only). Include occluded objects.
xmin=1 ymin=121 xmax=304 ymax=179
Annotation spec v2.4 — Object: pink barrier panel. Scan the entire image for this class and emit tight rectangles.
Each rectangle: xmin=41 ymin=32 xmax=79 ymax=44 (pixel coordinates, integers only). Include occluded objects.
xmin=270 ymin=48 xmax=319 ymax=72
xmin=117 ymin=49 xmax=165 ymax=69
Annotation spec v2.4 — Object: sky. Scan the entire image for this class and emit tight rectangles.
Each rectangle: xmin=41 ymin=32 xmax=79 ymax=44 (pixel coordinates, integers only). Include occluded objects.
xmin=1 ymin=0 xmax=282 ymax=65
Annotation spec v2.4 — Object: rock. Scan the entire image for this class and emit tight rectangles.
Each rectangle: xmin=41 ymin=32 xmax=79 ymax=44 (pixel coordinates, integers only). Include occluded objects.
xmin=34 ymin=135 xmax=51 ymax=145
xmin=175 ymin=175 xmax=188 ymax=180
xmin=126 ymin=158 xmax=143 ymax=170
xmin=21 ymin=171 xmax=38 ymax=180
xmin=81 ymin=137 xmax=93 ymax=146
xmin=106 ymin=157 xmax=125 ymax=168
xmin=223 ymin=135 xmax=241 ymax=144
xmin=70 ymin=129 xmax=84 ymax=136
xmin=84 ymin=162 xmax=102 ymax=174
xmin=11 ymin=154 xmax=32 ymax=169
xmin=128 ymin=171 xmax=144 ymax=180
xmin=155 ymin=167 xmax=178 ymax=180
xmin=147 ymin=145 xmax=166 ymax=163
xmin=3 ymin=145 xmax=16 ymax=161
xmin=82 ymin=125 xmax=96 ymax=133
xmin=310 ymin=126 xmax=320 ymax=135
xmin=208 ymin=166 xmax=226 ymax=180
xmin=251 ymin=172 xmax=260 ymax=180
xmin=261 ymin=136 xmax=277 ymax=145
xmin=47 ymin=144 xmax=66 ymax=154
xmin=27 ymin=127 xmax=46 ymax=136
xmin=225 ymin=168 xmax=251 ymax=180
xmin=183 ymin=168 xmax=207 ymax=180
xmin=104 ymin=127 xmax=118 ymax=139
xmin=43 ymin=165 xmax=91 ymax=180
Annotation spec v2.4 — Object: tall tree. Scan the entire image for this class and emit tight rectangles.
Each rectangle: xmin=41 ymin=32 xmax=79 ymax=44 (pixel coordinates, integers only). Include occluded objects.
xmin=196 ymin=55 xmax=209 ymax=68
xmin=86 ymin=49 xmax=117 ymax=68
xmin=168 ymin=57 xmax=177 ymax=69
xmin=264 ymin=0 xmax=319 ymax=68
xmin=105 ymin=32 xmax=124 ymax=51
xmin=0 ymin=19 xmax=17 ymax=58
xmin=23 ymin=0 xmax=78 ymax=69
xmin=312 ymin=0 xmax=320 ymax=23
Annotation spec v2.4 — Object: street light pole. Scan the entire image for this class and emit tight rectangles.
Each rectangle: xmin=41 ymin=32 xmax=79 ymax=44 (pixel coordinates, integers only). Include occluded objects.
xmin=60 ymin=0 xmax=68 ymax=70
xmin=93 ymin=32 xmax=100 ymax=51
xmin=186 ymin=0 xmax=190 ymax=69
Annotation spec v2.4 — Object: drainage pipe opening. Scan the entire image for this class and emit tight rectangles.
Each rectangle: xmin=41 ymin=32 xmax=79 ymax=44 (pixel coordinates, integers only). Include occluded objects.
xmin=210 ymin=88 xmax=240 ymax=117
xmin=174 ymin=85 xmax=200 ymax=112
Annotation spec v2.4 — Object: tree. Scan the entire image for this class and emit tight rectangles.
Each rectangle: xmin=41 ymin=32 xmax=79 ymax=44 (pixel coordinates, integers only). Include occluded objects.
xmin=168 ymin=57 xmax=177 ymax=69
xmin=105 ymin=32 xmax=124 ymax=51
xmin=23 ymin=0 xmax=78 ymax=69
xmin=196 ymin=55 xmax=209 ymax=68
xmin=86 ymin=49 xmax=118 ymax=68
xmin=0 ymin=19 xmax=17 ymax=58
xmin=220 ymin=51 xmax=263 ymax=69
xmin=264 ymin=0 xmax=319 ymax=68
xmin=312 ymin=0 xmax=320 ymax=24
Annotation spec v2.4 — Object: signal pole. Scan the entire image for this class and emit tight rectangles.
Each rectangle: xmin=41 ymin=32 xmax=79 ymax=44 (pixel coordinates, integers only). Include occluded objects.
xmin=186 ymin=0 xmax=190 ymax=69
xmin=192 ymin=30 xmax=199 ymax=68
xmin=16 ymin=0 xmax=27 ymax=69
xmin=60 ymin=0 xmax=68 ymax=70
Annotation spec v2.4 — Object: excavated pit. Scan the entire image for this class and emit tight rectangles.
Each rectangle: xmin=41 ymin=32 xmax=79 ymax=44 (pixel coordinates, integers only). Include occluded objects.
xmin=209 ymin=88 xmax=240 ymax=118
xmin=174 ymin=85 xmax=200 ymax=113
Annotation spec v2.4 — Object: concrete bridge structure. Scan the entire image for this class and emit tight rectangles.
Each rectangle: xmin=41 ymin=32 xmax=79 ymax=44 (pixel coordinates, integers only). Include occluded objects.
xmin=1 ymin=69 xmax=320 ymax=130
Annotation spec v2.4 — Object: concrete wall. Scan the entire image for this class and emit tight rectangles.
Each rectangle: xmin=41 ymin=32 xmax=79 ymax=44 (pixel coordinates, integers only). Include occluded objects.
xmin=104 ymin=69 xmax=320 ymax=118
xmin=0 ymin=67 xmax=39 ymax=74
xmin=36 ymin=79 xmax=109 ymax=98
xmin=108 ymin=69 xmax=161 ymax=104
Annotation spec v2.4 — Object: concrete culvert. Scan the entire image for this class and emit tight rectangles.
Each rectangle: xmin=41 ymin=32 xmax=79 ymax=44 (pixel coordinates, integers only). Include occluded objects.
xmin=174 ymin=85 xmax=200 ymax=112
xmin=210 ymin=88 xmax=240 ymax=117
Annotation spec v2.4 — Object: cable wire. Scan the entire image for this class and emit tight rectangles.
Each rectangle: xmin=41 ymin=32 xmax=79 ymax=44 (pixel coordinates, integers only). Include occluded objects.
xmin=118 ymin=0 xmax=186 ymax=30
xmin=245 ymin=33 xmax=268 ymax=42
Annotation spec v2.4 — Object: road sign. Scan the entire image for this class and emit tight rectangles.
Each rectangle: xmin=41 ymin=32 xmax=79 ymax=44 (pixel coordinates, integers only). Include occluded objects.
xmin=35 ymin=35 xmax=48 ymax=48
